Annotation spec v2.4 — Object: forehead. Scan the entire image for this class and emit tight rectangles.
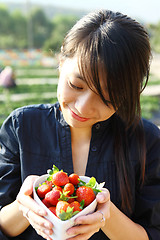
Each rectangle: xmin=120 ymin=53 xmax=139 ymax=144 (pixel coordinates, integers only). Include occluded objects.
xmin=61 ymin=57 xmax=79 ymax=73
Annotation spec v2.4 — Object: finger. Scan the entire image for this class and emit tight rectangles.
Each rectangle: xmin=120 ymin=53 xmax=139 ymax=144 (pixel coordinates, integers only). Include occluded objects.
xmin=66 ymin=232 xmax=94 ymax=240
xmin=27 ymin=209 xmax=53 ymax=230
xmin=67 ymin=224 xmax=99 ymax=240
xmin=66 ymin=213 xmax=103 ymax=238
xmin=35 ymin=228 xmax=53 ymax=240
xmin=17 ymin=175 xmax=47 ymax=216
xmin=19 ymin=205 xmax=30 ymax=219
xmin=19 ymin=175 xmax=39 ymax=196
xmin=96 ymin=188 xmax=110 ymax=203
xmin=30 ymin=219 xmax=53 ymax=236
xmin=17 ymin=195 xmax=47 ymax=217
xmin=74 ymin=211 xmax=105 ymax=227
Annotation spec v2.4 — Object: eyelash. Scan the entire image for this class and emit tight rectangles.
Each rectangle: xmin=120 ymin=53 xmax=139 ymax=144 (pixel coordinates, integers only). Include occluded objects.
xmin=69 ymin=81 xmax=83 ymax=90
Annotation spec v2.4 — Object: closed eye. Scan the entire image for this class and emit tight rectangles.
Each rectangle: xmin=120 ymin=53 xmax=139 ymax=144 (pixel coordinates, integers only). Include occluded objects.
xmin=69 ymin=81 xmax=83 ymax=90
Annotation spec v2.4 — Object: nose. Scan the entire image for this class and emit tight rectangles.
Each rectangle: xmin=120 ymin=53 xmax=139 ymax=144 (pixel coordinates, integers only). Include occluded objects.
xmin=75 ymin=91 xmax=96 ymax=116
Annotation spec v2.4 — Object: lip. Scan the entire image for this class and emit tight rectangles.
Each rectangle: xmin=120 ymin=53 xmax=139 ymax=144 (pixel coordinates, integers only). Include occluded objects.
xmin=68 ymin=107 xmax=90 ymax=122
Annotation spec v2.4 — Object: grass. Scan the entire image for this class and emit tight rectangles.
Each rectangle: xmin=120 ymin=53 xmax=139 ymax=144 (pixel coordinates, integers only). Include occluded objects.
xmin=141 ymin=95 xmax=160 ymax=119
xmin=0 ymin=95 xmax=58 ymax=127
xmin=16 ymin=74 xmax=58 ymax=78
xmin=0 ymin=84 xmax=57 ymax=94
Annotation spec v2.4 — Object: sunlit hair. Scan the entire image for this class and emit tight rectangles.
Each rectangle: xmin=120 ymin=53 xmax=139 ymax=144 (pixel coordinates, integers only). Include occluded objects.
xmin=61 ymin=9 xmax=151 ymax=128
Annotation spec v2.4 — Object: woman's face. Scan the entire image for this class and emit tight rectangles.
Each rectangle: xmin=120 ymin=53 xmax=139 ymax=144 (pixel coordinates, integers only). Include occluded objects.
xmin=57 ymin=57 xmax=116 ymax=129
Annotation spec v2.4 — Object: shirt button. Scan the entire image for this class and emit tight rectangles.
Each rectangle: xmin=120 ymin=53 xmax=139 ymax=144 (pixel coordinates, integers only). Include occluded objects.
xmin=95 ymin=123 xmax=100 ymax=130
xmin=91 ymin=146 xmax=97 ymax=152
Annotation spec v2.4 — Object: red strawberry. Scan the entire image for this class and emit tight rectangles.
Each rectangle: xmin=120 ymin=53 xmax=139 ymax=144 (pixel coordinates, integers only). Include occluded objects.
xmin=37 ymin=184 xmax=51 ymax=199
xmin=69 ymin=173 xmax=80 ymax=185
xmin=67 ymin=197 xmax=75 ymax=204
xmin=70 ymin=201 xmax=82 ymax=212
xmin=56 ymin=200 xmax=82 ymax=220
xmin=49 ymin=206 xmax=57 ymax=216
xmin=45 ymin=180 xmax=53 ymax=189
xmin=52 ymin=186 xmax=63 ymax=192
xmin=45 ymin=189 xmax=61 ymax=206
xmin=52 ymin=171 xmax=69 ymax=186
xmin=63 ymin=183 xmax=75 ymax=195
xmin=42 ymin=198 xmax=52 ymax=208
xmin=56 ymin=201 xmax=70 ymax=219
xmin=76 ymin=186 xmax=95 ymax=207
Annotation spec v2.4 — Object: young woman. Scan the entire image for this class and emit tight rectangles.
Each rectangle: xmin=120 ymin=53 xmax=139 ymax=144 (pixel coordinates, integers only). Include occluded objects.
xmin=0 ymin=9 xmax=160 ymax=240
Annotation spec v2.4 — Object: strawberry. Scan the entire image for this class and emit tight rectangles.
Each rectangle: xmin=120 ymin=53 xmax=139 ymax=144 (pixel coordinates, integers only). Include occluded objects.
xmin=56 ymin=201 xmax=70 ymax=220
xmin=56 ymin=201 xmax=80 ymax=221
xmin=45 ymin=180 xmax=53 ymax=189
xmin=67 ymin=197 xmax=75 ymax=204
xmin=69 ymin=173 xmax=80 ymax=185
xmin=69 ymin=201 xmax=82 ymax=212
xmin=37 ymin=184 xmax=51 ymax=199
xmin=49 ymin=206 xmax=57 ymax=216
xmin=76 ymin=186 xmax=95 ymax=207
xmin=63 ymin=183 xmax=75 ymax=195
xmin=42 ymin=198 xmax=52 ymax=208
xmin=45 ymin=189 xmax=61 ymax=206
xmin=52 ymin=186 xmax=63 ymax=192
xmin=52 ymin=171 xmax=69 ymax=186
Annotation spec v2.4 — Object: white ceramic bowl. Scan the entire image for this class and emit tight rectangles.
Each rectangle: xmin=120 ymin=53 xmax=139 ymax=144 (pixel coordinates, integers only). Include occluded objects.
xmin=33 ymin=174 xmax=98 ymax=240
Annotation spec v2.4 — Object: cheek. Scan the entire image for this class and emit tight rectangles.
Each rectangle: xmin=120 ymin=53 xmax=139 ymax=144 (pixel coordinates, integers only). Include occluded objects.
xmin=101 ymin=105 xmax=116 ymax=120
xmin=57 ymin=79 xmax=72 ymax=103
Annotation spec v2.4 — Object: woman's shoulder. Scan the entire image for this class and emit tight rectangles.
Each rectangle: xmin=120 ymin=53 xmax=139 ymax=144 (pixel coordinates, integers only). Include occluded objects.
xmin=10 ymin=102 xmax=59 ymax=119
xmin=3 ymin=103 xmax=60 ymax=129
xmin=141 ymin=119 xmax=160 ymax=153
xmin=142 ymin=118 xmax=160 ymax=139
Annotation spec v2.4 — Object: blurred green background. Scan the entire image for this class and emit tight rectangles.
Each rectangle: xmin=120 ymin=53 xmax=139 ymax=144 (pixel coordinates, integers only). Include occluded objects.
xmin=0 ymin=2 xmax=160 ymax=127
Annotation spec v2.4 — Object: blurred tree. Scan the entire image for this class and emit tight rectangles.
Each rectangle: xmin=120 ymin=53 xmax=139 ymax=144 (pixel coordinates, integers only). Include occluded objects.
xmin=11 ymin=11 xmax=27 ymax=48
xmin=0 ymin=5 xmax=13 ymax=48
xmin=147 ymin=22 xmax=160 ymax=53
xmin=30 ymin=8 xmax=53 ymax=48
xmin=0 ymin=5 xmax=12 ymax=34
xmin=43 ymin=15 xmax=78 ymax=54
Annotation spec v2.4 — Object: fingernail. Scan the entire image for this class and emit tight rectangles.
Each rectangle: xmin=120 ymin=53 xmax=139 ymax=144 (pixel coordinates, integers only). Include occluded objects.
xmin=97 ymin=193 xmax=104 ymax=200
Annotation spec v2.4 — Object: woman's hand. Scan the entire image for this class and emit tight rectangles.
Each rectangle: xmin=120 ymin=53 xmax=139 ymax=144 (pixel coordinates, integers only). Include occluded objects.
xmin=16 ymin=175 xmax=53 ymax=240
xmin=66 ymin=188 xmax=110 ymax=240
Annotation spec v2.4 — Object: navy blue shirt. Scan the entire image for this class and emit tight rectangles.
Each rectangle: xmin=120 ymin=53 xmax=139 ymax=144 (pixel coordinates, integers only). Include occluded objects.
xmin=0 ymin=103 xmax=160 ymax=240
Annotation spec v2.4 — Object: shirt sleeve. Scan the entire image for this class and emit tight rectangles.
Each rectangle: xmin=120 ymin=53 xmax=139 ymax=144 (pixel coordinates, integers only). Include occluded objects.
xmin=0 ymin=231 xmax=10 ymax=240
xmin=133 ymin=123 xmax=160 ymax=240
xmin=0 ymin=111 xmax=21 ymax=208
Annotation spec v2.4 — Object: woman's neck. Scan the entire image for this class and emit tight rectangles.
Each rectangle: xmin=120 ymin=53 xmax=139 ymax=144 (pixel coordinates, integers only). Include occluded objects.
xmin=70 ymin=126 xmax=92 ymax=175
xmin=70 ymin=126 xmax=92 ymax=143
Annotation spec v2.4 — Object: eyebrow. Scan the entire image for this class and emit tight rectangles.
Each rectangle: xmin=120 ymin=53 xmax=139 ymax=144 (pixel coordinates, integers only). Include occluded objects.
xmin=74 ymin=73 xmax=85 ymax=81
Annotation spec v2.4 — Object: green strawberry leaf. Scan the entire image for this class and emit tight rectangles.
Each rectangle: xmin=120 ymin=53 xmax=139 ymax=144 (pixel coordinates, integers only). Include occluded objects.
xmin=58 ymin=207 xmax=74 ymax=221
xmin=93 ymin=188 xmax=102 ymax=194
xmin=78 ymin=179 xmax=86 ymax=186
xmin=47 ymin=165 xmax=59 ymax=176
xmin=80 ymin=200 xmax=85 ymax=209
xmin=47 ymin=176 xmax=52 ymax=181
xmin=86 ymin=177 xmax=96 ymax=188
xmin=72 ymin=210 xmax=80 ymax=216
xmin=59 ymin=192 xmax=69 ymax=201
xmin=42 ymin=182 xmax=47 ymax=185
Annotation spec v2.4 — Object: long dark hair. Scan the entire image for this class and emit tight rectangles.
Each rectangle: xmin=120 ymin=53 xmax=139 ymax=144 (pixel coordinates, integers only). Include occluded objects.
xmin=61 ymin=10 xmax=151 ymax=213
